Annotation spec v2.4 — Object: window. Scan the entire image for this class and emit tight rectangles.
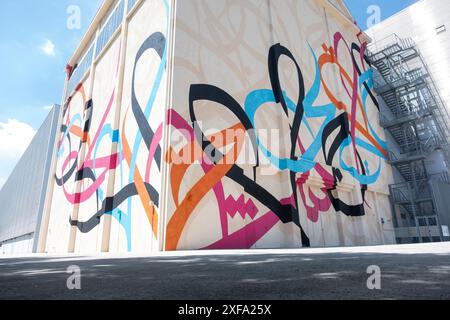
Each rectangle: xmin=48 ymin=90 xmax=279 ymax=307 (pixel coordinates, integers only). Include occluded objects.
xmin=418 ymin=218 xmax=427 ymax=226
xmin=436 ymin=25 xmax=446 ymax=35
xmin=66 ymin=45 xmax=94 ymax=97
xmin=428 ymin=217 xmax=437 ymax=226
xmin=95 ymin=0 xmax=125 ymax=59
xmin=128 ymin=0 xmax=138 ymax=12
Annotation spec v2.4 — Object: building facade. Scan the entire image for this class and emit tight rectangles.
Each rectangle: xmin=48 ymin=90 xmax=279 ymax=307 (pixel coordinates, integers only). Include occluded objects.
xmin=0 ymin=106 xmax=60 ymax=254
xmin=367 ymin=0 xmax=450 ymax=113
xmin=367 ymin=0 xmax=450 ymax=243
xmin=29 ymin=0 xmax=396 ymax=253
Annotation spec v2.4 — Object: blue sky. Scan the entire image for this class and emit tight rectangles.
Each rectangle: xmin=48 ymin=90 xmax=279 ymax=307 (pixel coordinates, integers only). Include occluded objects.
xmin=0 ymin=0 xmax=418 ymax=188
xmin=0 ymin=0 xmax=102 ymax=188
xmin=0 ymin=0 xmax=101 ymax=128
xmin=345 ymin=0 xmax=419 ymax=30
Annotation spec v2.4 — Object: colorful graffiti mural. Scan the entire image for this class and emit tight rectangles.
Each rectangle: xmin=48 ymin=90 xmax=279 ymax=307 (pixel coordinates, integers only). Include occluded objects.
xmin=165 ymin=32 xmax=387 ymax=250
xmin=46 ymin=0 xmax=170 ymax=253
xmin=165 ymin=0 xmax=394 ymax=250
xmin=44 ymin=0 xmax=395 ymax=253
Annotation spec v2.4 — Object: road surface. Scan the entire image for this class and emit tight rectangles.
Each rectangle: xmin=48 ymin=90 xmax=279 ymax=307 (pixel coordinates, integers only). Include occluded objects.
xmin=1 ymin=243 xmax=449 ymax=299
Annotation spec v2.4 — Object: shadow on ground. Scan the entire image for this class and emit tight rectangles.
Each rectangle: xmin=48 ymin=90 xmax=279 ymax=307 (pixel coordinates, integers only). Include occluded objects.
xmin=1 ymin=250 xmax=450 ymax=300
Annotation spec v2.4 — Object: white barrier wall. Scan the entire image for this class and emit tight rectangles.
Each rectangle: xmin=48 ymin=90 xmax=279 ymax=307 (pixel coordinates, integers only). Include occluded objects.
xmin=0 ymin=234 xmax=34 ymax=255
xmin=41 ymin=0 xmax=395 ymax=253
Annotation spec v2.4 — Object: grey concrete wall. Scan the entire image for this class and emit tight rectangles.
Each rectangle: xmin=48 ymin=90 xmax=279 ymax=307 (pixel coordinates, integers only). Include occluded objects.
xmin=0 ymin=106 xmax=60 ymax=252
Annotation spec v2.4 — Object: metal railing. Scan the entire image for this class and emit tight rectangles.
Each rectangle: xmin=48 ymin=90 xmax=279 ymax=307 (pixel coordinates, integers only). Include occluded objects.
xmin=368 ymin=35 xmax=416 ymax=62
xmin=391 ymin=180 xmax=433 ymax=204
xmin=391 ymin=135 xmax=441 ymax=159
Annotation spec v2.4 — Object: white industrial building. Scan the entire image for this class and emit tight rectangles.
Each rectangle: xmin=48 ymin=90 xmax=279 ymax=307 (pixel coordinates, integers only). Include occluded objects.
xmin=367 ymin=0 xmax=450 ymax=243
xmin=3 ymin=0 xmax=450 ymax=255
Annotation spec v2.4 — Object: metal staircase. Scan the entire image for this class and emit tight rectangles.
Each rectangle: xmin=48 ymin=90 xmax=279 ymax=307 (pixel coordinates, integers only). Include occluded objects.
xmin=369 ymin=34 xmax=450 ymax=243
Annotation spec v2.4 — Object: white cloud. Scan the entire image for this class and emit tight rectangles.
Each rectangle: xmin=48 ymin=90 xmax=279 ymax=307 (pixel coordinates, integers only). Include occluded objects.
xmin=41 ymin=39 xmax=56 ymax=56
xmin=0 ymin=119 xmax=36 ymax=161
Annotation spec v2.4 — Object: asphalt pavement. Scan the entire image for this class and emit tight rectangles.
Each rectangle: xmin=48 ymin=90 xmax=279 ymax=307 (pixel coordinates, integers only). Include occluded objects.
xmin=1 ymin=243 xmax=449 ymax=300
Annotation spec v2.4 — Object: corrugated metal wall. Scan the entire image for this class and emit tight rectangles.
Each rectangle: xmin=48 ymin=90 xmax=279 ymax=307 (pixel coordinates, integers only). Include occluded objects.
xmin=0 ymin=106 xmax=60 ymax=253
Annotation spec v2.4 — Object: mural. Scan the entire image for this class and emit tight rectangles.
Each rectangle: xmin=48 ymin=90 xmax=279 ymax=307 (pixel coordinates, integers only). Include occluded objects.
xmin=44 ymin=0 xmax=395 ymax=253
xmin=46 ymin=38 xmax=123 ymax=253
xmin=46 ymin=0 xmax=170 ymax=253
xmin=165 ymin=38 xmax=385 ymax=250
xmin=165 ymin=0 xmax=393 ymax=250
xmin=109 ymin=0 xmax=170 ymax=252
xmin=46 ymin=80 xmax=90 ymax=253
xmin=70 ymin=38 xmax=122 ymax=253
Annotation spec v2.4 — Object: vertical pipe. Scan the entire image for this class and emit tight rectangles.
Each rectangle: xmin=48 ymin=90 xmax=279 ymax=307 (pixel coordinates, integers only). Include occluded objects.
xmin=159 ymin=0 xmax=177 ymax=252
